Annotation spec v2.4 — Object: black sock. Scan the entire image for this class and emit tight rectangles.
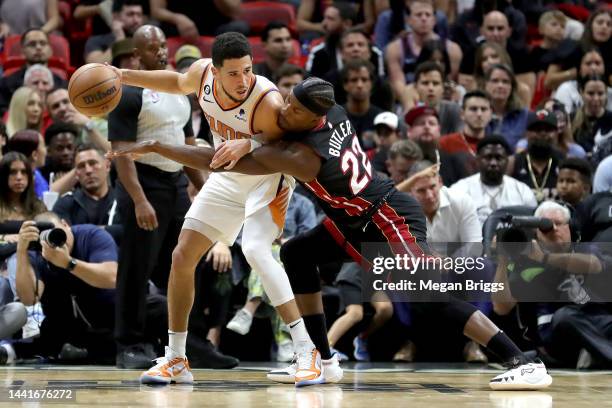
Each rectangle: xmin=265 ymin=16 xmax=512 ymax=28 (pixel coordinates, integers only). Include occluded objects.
xmin=302 ymin=314 xmax=332 ymax=360
xmin=486 ymin=330 xmax=529 ymax=366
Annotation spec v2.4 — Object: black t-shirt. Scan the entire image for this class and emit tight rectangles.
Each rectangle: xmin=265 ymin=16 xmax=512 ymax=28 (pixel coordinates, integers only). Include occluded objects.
xmin=529 ymin=45 xmax=558 ymax=74
xmin=577 ymin=192 xmax=612 ymax=242
xmin=343 ymin=104 xmax=384 ymax=149
xmin=459 ymin=40 xmax=533 ymax=75
xmin=511 ymin=150 xmax=564 ymax=201
xmin=159 ymin=0 xmax=230 ymax=37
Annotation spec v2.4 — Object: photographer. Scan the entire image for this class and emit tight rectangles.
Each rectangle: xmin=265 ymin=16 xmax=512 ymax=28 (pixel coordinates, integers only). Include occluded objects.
xmin=1 ymin=212 xmax=119 ymax=364
xmin=493 ymin=201 xmax=612 ymax=368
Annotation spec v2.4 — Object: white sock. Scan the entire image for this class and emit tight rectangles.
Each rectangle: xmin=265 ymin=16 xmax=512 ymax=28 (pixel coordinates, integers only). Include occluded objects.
xmin=288 ymin=318 xmax=314 ymax=352
xmin=168 ymin=331 xmax=187 ymax=358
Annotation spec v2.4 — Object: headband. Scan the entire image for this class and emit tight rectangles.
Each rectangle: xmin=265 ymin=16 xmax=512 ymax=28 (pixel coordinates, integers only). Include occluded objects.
xmin=293 ymin=82 xmax=330 ymax=116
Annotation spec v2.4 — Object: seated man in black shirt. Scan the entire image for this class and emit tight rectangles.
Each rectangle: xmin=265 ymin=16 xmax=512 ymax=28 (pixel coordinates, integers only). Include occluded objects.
xmin=253 ymin=22 xmax=294 ymax=81
xmin=53 ymin=144 xmax=122 ymax=244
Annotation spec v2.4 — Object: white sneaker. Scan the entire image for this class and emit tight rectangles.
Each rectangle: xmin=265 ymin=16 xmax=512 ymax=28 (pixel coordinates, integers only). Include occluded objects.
xmin=277 ymin=340 xmax=294 ymax=362
xmin=140 ymin=347 xmax=193 ymax=385
xmin=295 ymin=348 xmax=324 ymax=387
xmin=489 ymin=360 xmax=552 ymax=390
xmin=226 ymin=309 xmax=253 ymax=335
xmin=267 ymin=353 xmax=343 ymax=384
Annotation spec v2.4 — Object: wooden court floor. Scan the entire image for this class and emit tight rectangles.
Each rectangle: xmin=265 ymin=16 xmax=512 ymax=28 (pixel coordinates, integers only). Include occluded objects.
xmin=0 ymin=363 xmax=611 ymax=407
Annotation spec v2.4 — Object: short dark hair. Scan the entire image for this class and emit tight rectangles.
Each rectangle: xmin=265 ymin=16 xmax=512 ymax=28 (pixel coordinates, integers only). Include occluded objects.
xmin=6 ymin=130 xmax=41 ymax=158
xmin=273 ymin=64 xmax=305 ymax=84
xmin=113 ymin=0 xmax=145 ymax=12
xmin=414 ymin=61 xmax=445 ymax=83
xmin=46 ymin=86 xmax=67 ymax=102
xmin=340 ymin=27 xmax=369 ymax=48
xmin=261 ymin=21 xmax=290 ymax=42
xmin=477 ymin=134 xmax=511 ymax=155
xmin=462 ymin=90 xmax=491 ymax=108
xmin=558 ymin=158 xmax=593 ymax=186
xmin=21 ymin=28 xmax=48 ymax=46
xmin=45 ymin=122 xmax=79 ymax=145
xmin=331 ymin=1 xmax=357 ymax=22
xmin=578 ymin=74 xmax=606 ymax=91
xmin=212 ymin=32 xmax=252 ymax=68
xmin=75 ymin=143 xmax=104 ymax=158
xmin=340 ymin=59 xmax=374 ymax=83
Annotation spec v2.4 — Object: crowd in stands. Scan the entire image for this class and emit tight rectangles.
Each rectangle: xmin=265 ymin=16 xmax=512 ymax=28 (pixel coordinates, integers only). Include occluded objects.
xmin=0 ymin=0 xmax=611 ymax=370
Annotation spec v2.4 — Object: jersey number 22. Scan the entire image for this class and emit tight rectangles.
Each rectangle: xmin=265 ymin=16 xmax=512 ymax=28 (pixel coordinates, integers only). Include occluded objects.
xmin=341 ymin=136 xmax=372 ymax=195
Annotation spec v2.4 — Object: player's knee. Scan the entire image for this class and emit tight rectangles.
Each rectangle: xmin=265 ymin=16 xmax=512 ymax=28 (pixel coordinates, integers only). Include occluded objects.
xmin=171 ymin=244 xmax=198 ymax=273
xmin=241 ymin=241 xmax=269 ymax=269
xmin=279 ymin=237 xmax=303 ymax=267
xmin=375 ymin=302 xmax=394 ymax=320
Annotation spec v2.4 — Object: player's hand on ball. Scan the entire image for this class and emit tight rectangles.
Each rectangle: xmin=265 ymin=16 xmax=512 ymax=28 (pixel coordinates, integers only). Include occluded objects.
xmin=211 ymin=139 xmax=251 ymax=170
xmin=107 ymin=140 xmax=158 ymax=160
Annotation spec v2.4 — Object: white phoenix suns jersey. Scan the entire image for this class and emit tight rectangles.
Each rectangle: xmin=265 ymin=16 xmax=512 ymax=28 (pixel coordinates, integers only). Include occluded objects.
xmin=197 ymin=58 xmax=278 ymax=149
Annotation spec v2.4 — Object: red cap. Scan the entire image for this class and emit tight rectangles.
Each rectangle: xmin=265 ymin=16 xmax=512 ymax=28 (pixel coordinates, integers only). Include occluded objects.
xmin=404 ymin=105 xmax=438 ymax=126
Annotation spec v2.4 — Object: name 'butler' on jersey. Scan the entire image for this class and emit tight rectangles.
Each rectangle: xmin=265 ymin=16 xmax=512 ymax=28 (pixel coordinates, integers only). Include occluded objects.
xmin=198 ymin=60 xmax=278 ymax=145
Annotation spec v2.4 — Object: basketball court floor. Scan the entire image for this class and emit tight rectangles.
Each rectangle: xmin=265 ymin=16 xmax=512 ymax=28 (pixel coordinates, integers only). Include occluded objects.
xmin=0 ymin=362 xmax=610 ymax=407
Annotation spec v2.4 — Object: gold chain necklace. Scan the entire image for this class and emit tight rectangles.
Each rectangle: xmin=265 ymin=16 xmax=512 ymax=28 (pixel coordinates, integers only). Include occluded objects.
xmin=526 ymin=154 xmax=553 ymax=202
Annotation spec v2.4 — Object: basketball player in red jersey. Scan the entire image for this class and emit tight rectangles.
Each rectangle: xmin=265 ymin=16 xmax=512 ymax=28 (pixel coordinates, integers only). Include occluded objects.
xmin=110 ymin=77 xmax=553 ymax=391
xmin=110 ymin=32 xmax=340 ymax=387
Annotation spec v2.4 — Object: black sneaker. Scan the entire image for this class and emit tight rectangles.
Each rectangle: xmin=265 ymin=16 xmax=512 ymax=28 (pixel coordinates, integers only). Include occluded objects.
xmin=58 ymin=343 xmax=88 ymax=361
xmin=117 ymin=344 xmax=154 ymax=369
xmin=188 ymin=338 xmax=239 ymax=369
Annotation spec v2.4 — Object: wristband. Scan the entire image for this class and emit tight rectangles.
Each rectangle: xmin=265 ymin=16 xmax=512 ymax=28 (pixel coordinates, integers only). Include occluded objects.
xmin=249 ymin=139 xmax=262 ymax=153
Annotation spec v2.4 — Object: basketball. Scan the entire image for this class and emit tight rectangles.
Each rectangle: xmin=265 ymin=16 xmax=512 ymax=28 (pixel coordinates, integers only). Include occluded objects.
xmin=68 ymin=63 xmax=122 ymax=117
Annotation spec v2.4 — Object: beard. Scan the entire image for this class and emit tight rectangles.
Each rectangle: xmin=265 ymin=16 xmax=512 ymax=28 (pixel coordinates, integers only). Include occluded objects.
xmin=528 ymin=139 xmax=553 ymax=160
xmin=418 ymin=141 xmax=438 ymax=162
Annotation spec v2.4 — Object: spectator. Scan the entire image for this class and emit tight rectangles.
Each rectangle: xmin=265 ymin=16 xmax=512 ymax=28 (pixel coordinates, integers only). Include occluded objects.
xmin=73 ymin=0 xmax=114 ymax=37
xmin=515 ymin=99 xmax=587 ymax=159
xmin=556 ymin=158 xmax=592 ymax=207
xmin=306 ymin=2 xmax=357 ymax=78
xmin=6 ymin=87 xmax=43 ymax=137
xmin=413 ymin=39 xmax=465 ymax=103
xmin=484 ymin=63 xmax=529 ymax=149
xmin=40 ymin=122 xmax=78 ymax=184
xmin=150 ymin=0 xmax=247 ymax=40
xmin=553 ymin=48 xmax=612 ymax=116
xmin=322 ymin=28 xmax=392 ymax=110
xmin=404 ymin=159 xmax=486 ymax=363
xmin=529 ymin=11 xmax=567 ymax=76
xmin=0 ymin=29 xmax=67 ymax=115
xmin=577 ymin=188 xmax=612 ymax=242
xmin=0 ymin=123 xmax=7 ymax=160
xmin=273 ymin=64 xmax=305 ymax=100
xmin=405 ymin=105 xmax=468 ymax=186
xmin=592 ymin=155 xmax=612 ymax=194
xmin=298 ymin=0 xmax=374 ymax=37
xmin=545 ymin=9 xmax=612 ymax=92
xmin=572 ymin=75 xmax=612 ymax=162
xmin=23 ymin=64 xmax=54 ymax=100
xmin=52 ymin=144 xmax=122 ymax=243
xmin=385 ymin=0 xmax=462 ymax=105
xmin=7 ymin=212 xmax=118 ymax=364
xmin=370 ymin=111 xmax=402 ymax=175
xmin=253 ymin=22 xmax=294 ymax=81
xmin=84 ymin=0 xmax=144 ymax=64
xmin=0 ymin=0 xmax=60 ymax=35
xmin=441 ymin=90 xmax=491 ymax=156
xmin=387 ymin=139 xmax=423 ymax=185
xmin=45 ymin=88 xmax=109 ymax=151
xmin=174 ymin=44 xmax=201 ymax=73
xmin=508 ymin=110 xmax=564 ymax=203
xmin=5 ymin=130 xmax=48 ymax=198
xmin=402 ymin=61 xmax=463 ymax=134
xmin=0 ymin=152 xmax=46 ymax=227
xmin=340 ymin=59 xmax=384 ymax=148
xmin=111 ymin=38 xmax=139 ymax=70
xmin=466 ymin=42 xmax=531 ymax=106
xmin=450 ymin=135 xmax=536 ymax=225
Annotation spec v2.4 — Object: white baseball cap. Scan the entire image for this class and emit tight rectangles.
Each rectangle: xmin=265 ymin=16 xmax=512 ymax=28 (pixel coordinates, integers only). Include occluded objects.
xmin=373 ymin=112 xmax=399 ymax=130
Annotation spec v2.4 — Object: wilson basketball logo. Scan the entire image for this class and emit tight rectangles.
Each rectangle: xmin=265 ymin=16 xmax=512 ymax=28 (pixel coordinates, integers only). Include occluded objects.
xmin=81 ymin=86 xmax=118 ymax=105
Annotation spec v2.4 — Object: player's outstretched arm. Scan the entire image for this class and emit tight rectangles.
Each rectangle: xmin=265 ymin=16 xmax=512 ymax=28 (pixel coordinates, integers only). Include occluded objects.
xmin=228 ymin=141 xmax=321 ymax=181
xmin=110 ymin=59 xmax=208 ymax=95
xmin=107 ymin=140 xmax=216 ymax=171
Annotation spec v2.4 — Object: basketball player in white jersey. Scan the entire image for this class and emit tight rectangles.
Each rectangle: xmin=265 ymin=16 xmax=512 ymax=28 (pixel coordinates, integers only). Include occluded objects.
xmin=110 ymin=32 xmax=342 ymax=386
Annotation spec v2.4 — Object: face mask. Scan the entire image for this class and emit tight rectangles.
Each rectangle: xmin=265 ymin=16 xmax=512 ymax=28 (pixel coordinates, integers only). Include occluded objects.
xmin=528 ymin=138 xmax=553 ymax=159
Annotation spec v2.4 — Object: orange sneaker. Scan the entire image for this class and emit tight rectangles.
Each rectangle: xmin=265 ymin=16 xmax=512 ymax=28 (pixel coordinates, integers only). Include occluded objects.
xmin=140 ymin=347 xmax=194 ymax=385
xmin=295 ymin=348 xmax=324 ymax=387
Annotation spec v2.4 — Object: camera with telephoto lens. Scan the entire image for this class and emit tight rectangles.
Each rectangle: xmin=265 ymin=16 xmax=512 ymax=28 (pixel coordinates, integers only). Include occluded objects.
xmin=0 ymin=220 xmax=67 ymax=250
xmin=496 ymin=215 xmax=553 ymax=256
